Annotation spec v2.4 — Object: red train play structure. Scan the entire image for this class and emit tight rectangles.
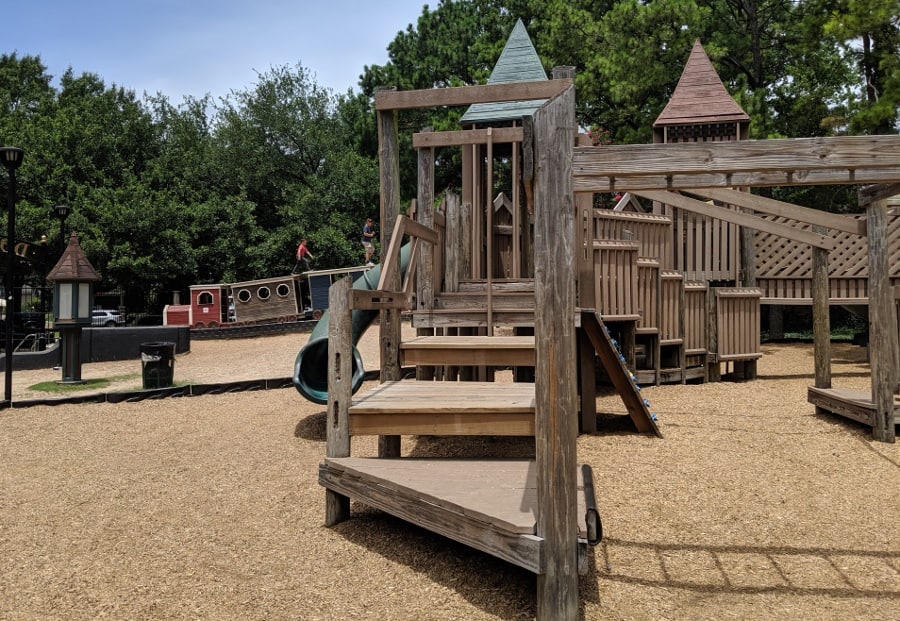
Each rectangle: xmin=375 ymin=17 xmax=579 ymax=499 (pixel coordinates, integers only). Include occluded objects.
xmin=164 ymin=267 xmax=369 ymax=330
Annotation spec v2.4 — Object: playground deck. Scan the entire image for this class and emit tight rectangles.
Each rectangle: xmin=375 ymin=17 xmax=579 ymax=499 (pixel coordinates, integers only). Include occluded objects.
xmin=348 ymin=380 xmax=536 ymax=436
xmin=318 ymin=456 xmax=594 ymax=574
xmin=807 ymin=386 xmax=900 ymax=428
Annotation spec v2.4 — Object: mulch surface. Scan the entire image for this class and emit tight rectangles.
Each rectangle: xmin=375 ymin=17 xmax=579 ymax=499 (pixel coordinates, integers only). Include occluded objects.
xmin=0 ymin=333 xmax=898 ymax=620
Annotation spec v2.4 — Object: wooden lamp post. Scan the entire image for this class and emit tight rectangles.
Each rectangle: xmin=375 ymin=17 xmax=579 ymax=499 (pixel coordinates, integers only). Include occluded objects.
xmin=47 ymin=232 xmax=100 ymax=384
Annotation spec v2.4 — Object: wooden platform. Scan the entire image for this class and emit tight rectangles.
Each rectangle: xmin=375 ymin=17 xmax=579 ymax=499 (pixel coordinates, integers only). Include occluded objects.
xmin=400 ymin=335 xmax=535 ymax=367
xmin=808 ymin=386 xmax=900 ymax=427
xmin=319 ymin=456 xmax=593 ymax=574
xmin=349 ymin=380 xmax=536 ymax=436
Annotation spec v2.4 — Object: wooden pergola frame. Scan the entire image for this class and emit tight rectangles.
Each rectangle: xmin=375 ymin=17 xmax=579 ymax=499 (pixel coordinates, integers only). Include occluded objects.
xmin=573 ymin=135 xmax=900 ymax=443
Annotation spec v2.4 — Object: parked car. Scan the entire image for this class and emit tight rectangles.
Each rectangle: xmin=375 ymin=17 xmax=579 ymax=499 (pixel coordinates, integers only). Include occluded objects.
xmin=92 ymin=309 xmax=126 ymax=327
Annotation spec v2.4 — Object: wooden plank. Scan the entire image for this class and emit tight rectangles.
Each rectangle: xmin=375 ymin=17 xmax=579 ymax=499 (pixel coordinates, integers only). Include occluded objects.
xmin=400 ymin=335 xmax=536 ymax=367
xmin=350 ymin=411 xmax=535 ymax=436
xmin=376 ymin=104 xmax=402 ymax=458
xmin=325 ymin=276 xmax=352 ymax=525
xmin=320 ymin=457 xmax=593 ymax=574
xmin=350 ymin=380 xmax=535 ymax=414
xmin=637 ymin=190 xmax=836 ymax=250
xmin=319 ymin=458 xmax=544 ymax=573
xmin=410 ymin=309 xmax=535 ymax=329
xmin=573 ymin=135 xmax=900 ymax=180
xmin=695 ymin=187 xmax=866 ymax=236
xmin=531 ymin=83 xmax=579 ymax=621
xmin=868 ymin=199 xmax=898 ymax=442
xmin=580 ymin=310 xmax=663 ymax=437
xmin=575 ymin=167 xmax=900 ymax=192
xmin=375 ymin=79 xmax=571 ymax=111
xmin=412 ymin=126 xmax=523 ymax=148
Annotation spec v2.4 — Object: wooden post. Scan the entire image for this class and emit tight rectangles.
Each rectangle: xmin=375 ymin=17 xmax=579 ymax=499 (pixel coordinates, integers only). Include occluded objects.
xmin=376 ymin=103 xmax=402 ymax=458
xmin=416 ymin=131 xmax=436 ymax=381
xmin=486 ymin=127 xmax=494 ymax=335
xmin=325 ymin=276 xmax=352 ymax=525
xmin=532 ymin=81 xmax=579 ymax=620
xmin=575 ymin=134 xmax=597 ymax=432
xmin=707 ymin=287 xmax=721 ymax=381
xmin=866 ymin=199 xmax=897 ymax=442
xmin=812 ymin=224 xmax=831 ymax=389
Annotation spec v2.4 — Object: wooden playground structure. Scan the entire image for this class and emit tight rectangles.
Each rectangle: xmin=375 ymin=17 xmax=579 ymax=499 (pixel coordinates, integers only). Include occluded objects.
xmin=314 ymin=30 xmax=900 ymax=621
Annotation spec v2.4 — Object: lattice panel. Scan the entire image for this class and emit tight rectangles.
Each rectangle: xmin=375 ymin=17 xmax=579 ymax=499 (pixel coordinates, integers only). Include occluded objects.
xmin=754 ymin=212 xmax=900 ymax=279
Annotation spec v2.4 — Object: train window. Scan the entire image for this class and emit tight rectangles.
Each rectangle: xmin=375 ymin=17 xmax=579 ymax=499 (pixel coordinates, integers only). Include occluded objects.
xmin=236 ymin=288 xmax=252 ymax=303
xmin=276 ymin=283 xmax=291 ymax=297
xmin=257 ymin=286 xmax=271 ymax=300
xmin=197 ymin=291 xmax=214 ymax=305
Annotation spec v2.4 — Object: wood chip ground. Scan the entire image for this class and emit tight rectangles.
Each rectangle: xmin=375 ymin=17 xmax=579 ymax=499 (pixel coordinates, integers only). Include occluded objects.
xmin=1 ymin=328 xmax=897 ymax=620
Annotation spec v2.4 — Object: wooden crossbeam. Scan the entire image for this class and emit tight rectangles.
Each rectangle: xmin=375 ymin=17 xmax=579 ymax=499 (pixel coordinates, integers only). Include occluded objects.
xmin=636 ymin=190 xmax=836 ymax=250
xmin=413 ymin=127 xmax=524 ymax=148
xmin=691 ymin=187 xmax=866 ymax=236
xmin=573 ymin=135 xmax=900 ymax=191
xmin=375 ymin=79 xmax=571 ymax=111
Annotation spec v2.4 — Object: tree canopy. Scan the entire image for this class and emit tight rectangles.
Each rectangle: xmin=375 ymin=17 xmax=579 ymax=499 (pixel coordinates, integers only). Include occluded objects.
xmin=0 ymin=0 xmax=896 ymax=313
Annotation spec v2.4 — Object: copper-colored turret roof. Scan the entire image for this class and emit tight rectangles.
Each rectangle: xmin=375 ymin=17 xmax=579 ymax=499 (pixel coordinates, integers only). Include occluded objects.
xmin=654 ymin=40 xmax=749 ymax=127
xmin=47 ymin=232 xmax=101 ymax=282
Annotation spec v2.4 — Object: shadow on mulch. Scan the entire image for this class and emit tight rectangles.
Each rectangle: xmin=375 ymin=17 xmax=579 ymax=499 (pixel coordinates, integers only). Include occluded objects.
xmin=294 ymin=411 xmax=327 ymax=441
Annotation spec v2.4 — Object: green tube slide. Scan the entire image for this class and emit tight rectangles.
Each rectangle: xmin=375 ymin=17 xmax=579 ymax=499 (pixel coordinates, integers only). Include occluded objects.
xmin=292 ymin=243 xmax=411 ymax=405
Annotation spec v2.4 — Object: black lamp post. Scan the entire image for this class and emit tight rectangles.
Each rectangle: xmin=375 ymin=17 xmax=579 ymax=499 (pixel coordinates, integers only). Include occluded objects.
xmin=54 ymin=204 xmax=71 ymax=252
xmin=1 ymin=146 xmax=24 ymax=405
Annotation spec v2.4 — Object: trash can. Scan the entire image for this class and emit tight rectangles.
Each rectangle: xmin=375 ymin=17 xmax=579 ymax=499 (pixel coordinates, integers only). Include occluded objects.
xmin=140 ymin=341 xmax=175 ymax=389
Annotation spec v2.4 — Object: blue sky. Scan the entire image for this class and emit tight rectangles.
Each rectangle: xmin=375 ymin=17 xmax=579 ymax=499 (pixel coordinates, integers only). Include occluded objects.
xmin=7 ymin=0 xmax=428 ymax=102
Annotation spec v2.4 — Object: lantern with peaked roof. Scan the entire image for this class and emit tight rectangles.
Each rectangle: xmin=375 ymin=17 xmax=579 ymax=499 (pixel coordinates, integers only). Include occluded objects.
xmin=47 ymin=232 xmax=100 ymax=326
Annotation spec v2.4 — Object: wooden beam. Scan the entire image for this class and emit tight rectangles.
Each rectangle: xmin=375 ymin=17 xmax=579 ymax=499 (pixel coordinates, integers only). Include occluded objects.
xmin=859 ymin=183 xmax=900 ymax=207
xmin=635 ymin=190 xmax=836 ymax=250
xmin=573 ymin=135 xmax=900 ymax=191
xmin=692 ymin=187 xmax=866 ymax=236
xmin=531 ymin=84 xmax=579 ymax=620
xmin=412 ymin=126 xmax=523 ymax=148
xmin=375 ymin=79 xmax=571 ymax=111
xmin=325 ymin=276 xmax=353 ymax=526
xmin=376 ymin=104 xmax=402 ymax=458
xmin=867 ymin=199 xmax=898 ymax=443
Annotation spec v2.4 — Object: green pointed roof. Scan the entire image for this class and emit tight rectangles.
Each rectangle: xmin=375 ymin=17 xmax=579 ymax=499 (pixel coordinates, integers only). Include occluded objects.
xmin=654 ymin=40 xmax=749 ymax=127
xmin=460 ymin=19 xmax=548 ymax=125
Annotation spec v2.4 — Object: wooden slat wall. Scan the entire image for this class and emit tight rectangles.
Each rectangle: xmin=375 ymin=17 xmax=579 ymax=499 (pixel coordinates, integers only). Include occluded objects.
xmin=636 ymin=258 xmax=659 ymax=332
xmin=660 ymin=271 xmax=684 ymax=343
xmin=674 ymin=208 xmax=740 ymax=281
xmin=593 ymin=210 xmax=673 ymax=267
xmin=684 ymin=281 xmax=708 ymax=355
xmin=593 ymin=241 xmax=640 ymax=318
xmin=715 ymin=288 xmax=762 ymax=360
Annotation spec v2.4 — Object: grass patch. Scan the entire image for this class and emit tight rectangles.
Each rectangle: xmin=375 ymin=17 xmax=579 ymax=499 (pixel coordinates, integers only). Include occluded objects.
xmin=28 ymin=374 xmax=141 ymax=394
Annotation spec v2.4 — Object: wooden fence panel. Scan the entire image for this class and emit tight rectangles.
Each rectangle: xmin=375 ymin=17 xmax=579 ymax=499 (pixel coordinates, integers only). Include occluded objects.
xmin=593 ymin=241 xmax=640 ymax=319
xmin=684 ymin=281 xmax=708 ymax=355
xmin=593 ymin=210 xmax=673 ymax=267
xmin=660 ymin=271 xmax=684 ymax=344
xmin=636 ymin=259 xmax=659 ymax=332
xmin=715 ymin=288 xmax=762 ymax=360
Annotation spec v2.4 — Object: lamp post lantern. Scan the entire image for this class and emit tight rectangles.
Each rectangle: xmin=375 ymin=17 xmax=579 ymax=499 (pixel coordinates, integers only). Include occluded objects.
xmin=47 ymin=232 xmax=100 ymax=384
xmin=1 ymin=146 xmax=24 ymax=406
xmin=54 ymin=204 xmax=71 ymax=252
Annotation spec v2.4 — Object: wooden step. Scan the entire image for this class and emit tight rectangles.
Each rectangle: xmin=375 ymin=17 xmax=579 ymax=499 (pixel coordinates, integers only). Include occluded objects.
xmin=400 ymin=335 xmax=535 ymax=367
xmin=349 ymin=380 xmax=536 ymax=436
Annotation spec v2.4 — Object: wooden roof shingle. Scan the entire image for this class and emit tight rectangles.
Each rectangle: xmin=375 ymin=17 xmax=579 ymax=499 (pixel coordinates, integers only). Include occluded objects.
xmin=654 ymin=40 xmax=749 ymax=127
